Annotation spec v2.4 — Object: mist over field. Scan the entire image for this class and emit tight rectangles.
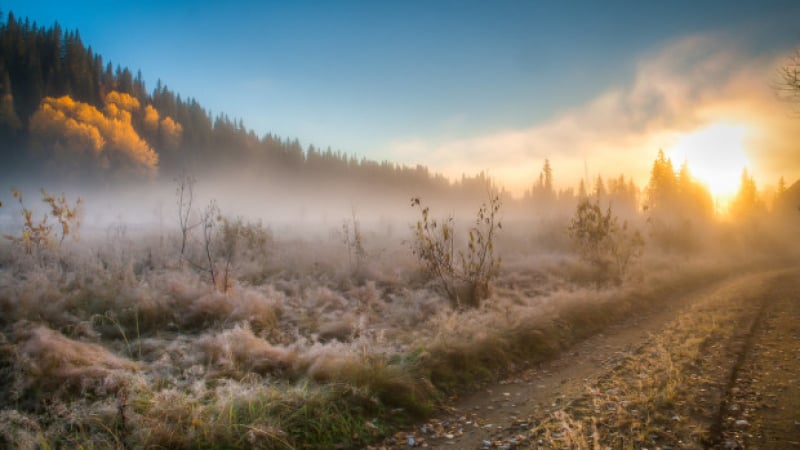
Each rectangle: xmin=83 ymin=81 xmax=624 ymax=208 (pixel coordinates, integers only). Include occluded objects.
xmin=2 ymin=3 xmax=800 ymax=449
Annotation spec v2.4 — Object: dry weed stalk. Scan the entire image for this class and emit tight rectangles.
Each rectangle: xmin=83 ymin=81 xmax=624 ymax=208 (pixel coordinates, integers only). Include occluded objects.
xmin=568 ymin=198 xmax=643 ymax=284
xmin=4 ymin=188 xmax=82 ymax=255
xmin=409 ymin=193 xmax=502 ymax=309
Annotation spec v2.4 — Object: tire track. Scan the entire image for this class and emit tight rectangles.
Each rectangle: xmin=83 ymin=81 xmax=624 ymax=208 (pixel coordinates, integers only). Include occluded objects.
xmin=373 ymin=269 xmax=787 ymax=449
xmin=713 ymin=271 xmax=800 ymax=449
xmin=478 ymin=269 xmax=782 ymax=449
xmin=706 ymin=278 xmax=771 ymax=448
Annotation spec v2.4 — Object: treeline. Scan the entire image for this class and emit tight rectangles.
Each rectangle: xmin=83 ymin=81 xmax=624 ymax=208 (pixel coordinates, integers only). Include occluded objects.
xmin=521 ymin=158 xmax=640 ymax=217
xmin=0 ymin=11 xmax=492 ymax=198
xmin=522 ymin=150 xmax=795 ymax=224
xmin=2 ymin=11 xmax=797 ymax=217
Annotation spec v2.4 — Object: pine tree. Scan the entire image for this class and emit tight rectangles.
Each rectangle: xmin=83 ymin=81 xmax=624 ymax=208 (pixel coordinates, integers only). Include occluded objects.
xmin=730 ymin=169 xmax=763 ymax=219
xmin=578 ymin=179 xmax=587 ymax=198
xmin=646 ymin=149 xmax=678 ymax=214
xmin=542 ymin=158 xmax=553 ymax=194
xmin=594 ymin=175 xmax=606 ymax=199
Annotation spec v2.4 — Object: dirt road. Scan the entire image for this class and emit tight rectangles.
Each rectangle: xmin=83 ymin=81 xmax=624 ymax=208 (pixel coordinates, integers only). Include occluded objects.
xmin=377 ymin=269 xmax=800 ymax=449
xmin=714 ymin=271 xmax=800 ymax=449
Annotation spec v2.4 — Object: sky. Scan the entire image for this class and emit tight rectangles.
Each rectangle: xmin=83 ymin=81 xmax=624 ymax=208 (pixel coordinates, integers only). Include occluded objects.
xmin=4 ymin=0 xmax=800 ymax=196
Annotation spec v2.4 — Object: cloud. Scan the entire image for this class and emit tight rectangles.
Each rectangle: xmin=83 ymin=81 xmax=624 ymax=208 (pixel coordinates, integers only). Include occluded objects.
xmin=387 ymin=34 xmax=800 ymax=195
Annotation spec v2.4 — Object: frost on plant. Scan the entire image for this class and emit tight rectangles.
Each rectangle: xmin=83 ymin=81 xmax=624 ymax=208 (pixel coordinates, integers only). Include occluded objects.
xmin=342 ymin=209 xmax=367 ymax=279
xmin=175 ymin=172 xmax=199 ymax=266
xmin=4 ymin=188 xmax=82 ymax=255
xmin=567 ymin=198 xmax=643 ymax=284
xmin=410 ymin=194 xmax=502 ymax=309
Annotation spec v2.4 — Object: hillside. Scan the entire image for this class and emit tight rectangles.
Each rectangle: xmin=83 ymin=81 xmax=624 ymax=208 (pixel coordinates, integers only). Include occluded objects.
xmin=0 ymin=11 xmax=497 ymax=203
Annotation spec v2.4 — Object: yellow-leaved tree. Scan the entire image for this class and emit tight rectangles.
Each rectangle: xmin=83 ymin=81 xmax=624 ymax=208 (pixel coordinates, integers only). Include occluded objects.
xmin=27 ymin=91 xmax=182 ymax=176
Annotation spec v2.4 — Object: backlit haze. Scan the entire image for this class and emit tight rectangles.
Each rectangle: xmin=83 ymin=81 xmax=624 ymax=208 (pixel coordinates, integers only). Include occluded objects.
xmin=5 ymin=0 xmax=800 ymax=201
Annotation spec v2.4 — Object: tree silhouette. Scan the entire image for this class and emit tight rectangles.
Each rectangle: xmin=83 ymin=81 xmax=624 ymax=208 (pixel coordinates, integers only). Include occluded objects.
xmin=730 ymin=169 xmax=764 ymax=220
xmin=778 ymin=50 xmax=800 ymax=107
xmin=645 ymin=149 xmax=678 ymax=215
xmin=676 ymin=161 xmax=713 ymax=219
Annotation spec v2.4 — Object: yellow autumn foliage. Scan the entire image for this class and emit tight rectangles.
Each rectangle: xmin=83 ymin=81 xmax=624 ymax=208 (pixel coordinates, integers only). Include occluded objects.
xmin=160 ymin=115 xmax=183 ymax=148
xmin=104 ymin=91 xmax=140 ymax=111
xmin=29 ymin=92 xmax=159 ymax=174
xmin=29 ymin=97 xmax=106 ymax=154
xmin=143 ymin=104 xmax=160 ymax=134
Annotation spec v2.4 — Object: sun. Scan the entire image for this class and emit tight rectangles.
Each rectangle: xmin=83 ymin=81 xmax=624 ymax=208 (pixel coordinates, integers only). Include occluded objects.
xmin=667 ymin=122 xmax=751 ymax=206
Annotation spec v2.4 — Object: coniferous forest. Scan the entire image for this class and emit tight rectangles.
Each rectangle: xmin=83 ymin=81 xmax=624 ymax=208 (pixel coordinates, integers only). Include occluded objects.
xmin=0 ymin=12 xmax=499 ymax=203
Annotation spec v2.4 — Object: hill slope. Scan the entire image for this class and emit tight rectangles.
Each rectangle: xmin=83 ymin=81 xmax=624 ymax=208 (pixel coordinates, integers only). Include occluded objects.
xmin=0 ymin=11 xmax=495 ymax=202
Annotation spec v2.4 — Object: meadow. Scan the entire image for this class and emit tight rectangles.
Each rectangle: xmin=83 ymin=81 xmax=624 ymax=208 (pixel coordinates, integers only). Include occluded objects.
xmin=0 ymin=179 xmax=794 ymax=449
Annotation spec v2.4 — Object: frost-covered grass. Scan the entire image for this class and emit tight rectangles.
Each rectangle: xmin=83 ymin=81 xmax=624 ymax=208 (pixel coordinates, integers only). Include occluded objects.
xmin=0 ymin=221 xmax=785 ymax=449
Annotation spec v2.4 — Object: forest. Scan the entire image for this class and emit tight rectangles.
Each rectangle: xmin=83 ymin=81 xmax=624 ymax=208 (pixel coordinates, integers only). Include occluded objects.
xmin=0 ymin=11 xmax=495 ymax=205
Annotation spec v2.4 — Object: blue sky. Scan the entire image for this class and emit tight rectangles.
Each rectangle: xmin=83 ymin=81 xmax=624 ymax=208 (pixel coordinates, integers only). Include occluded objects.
xmin=3 ymin=1 xmax=800 ymax=193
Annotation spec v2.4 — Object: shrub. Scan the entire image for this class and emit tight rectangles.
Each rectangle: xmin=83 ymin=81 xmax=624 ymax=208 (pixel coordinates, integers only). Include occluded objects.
xmin=218 ymin=216 xmax=273 ymax=289
xmin=409 ymin=194 xmax=502 ymax=309
xmin=175 ymin=172 xmax=199 ymax=266
xmin=182 ymin=199 xmax=228 ymax=291
xmin=175 ymin=174 xmax=273 ymax=291
xmin=567 ymin=198 xmax=643 ymax=284
xmin=341 ymin=210 xmax=367 ymax=279
xmin=4 ymin=188 xmax=82 ymax=255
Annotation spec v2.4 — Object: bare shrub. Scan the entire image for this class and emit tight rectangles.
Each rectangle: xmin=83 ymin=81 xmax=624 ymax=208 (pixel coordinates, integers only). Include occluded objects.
xmin=567 ymin=198 xmax=643 ymax=284
xmin=409 ymin=194 xmax=502 ymax=309
xmin=178 ymin=190 xmax=273 ymax=292
xmin=778 ymin=49 xmax=800 ymax=108
xmin=217 ymin=216 xmax=273 ymax=290
xmin=173 ymin=175 xmax=226 ymax=290
xmin=342 ymin=209 xmax=367 ymax=278
xmin=175 ymin=172 xmax=199 ymax=266
xmin=199 ymin=200 xmax=221 ymax=288
xmin=4 ymin=188 xmax=82 ymax=258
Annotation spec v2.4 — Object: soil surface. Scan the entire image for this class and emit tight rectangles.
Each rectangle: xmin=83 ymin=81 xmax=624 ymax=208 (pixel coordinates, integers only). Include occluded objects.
xmin=373 ymin=269 xmax=800 ymax=449
xmin=715 ymin=271 xmax=800 ymax=449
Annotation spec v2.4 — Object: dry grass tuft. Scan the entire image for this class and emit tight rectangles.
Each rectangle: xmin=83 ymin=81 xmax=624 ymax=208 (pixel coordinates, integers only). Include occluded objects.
xmin=317 ymin=316 xmax=358 ymax=342
xmin=11 ymin=324 xmax=137 ymax=401
xmin=0 ymin=409 xmax=42 ymax=450
xmin=197 ymin=323 xmax=296 ymax=376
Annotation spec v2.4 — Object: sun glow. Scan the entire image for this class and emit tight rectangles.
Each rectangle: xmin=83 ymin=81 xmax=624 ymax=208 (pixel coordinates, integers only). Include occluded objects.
xmin=667 ymin=123 xmax=751 ymax=207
